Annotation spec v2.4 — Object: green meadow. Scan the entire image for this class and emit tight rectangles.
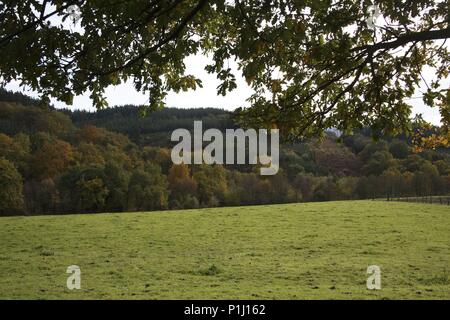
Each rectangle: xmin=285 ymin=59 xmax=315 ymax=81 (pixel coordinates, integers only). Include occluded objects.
xmin=0 ymin=200 xmax=449 ymax=300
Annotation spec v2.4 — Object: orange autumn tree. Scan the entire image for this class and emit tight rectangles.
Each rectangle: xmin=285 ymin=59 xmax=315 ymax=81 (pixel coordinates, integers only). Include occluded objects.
xmin=411 ymin=116 xmax=450 ymax=153
xmin=33 ymin=140 xmax=75 ymax=179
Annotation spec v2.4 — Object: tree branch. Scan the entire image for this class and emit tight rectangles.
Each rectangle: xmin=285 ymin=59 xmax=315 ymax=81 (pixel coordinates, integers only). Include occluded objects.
xmin=0 ymin=0 xmax=83 ymax=47
xmin=353 ymin=27 xmax=450 ymax=54
xmin=95 ymin=0 xmax=208 ymax=77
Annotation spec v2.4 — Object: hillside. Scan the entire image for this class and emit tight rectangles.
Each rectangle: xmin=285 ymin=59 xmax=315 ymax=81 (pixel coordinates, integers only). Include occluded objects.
xmin=1 ymin=88 xmax=450 ymax=216
xmin=0 ymin=201 xmax=449 ymax=299
xmin=62 ymin=106 xmax=235 ymax=147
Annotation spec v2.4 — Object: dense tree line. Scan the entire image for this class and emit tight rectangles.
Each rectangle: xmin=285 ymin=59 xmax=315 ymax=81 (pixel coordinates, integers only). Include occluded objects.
xmin=61 ymin=105 xmax=236 ymax=147
xmin=0 ymin=89 xmax=449 ymax=216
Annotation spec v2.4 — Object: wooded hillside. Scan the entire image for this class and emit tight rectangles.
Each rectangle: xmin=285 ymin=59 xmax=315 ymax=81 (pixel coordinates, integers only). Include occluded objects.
xmin=1 ymin=88 xmax=449 ymax=216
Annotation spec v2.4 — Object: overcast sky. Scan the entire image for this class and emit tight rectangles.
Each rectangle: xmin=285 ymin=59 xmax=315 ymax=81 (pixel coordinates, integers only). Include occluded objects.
xmin=5 ymin=53 xmax=444 ymax=125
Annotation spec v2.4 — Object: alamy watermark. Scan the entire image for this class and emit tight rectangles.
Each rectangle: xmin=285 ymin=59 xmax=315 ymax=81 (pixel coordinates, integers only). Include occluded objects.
xmin=367 ymin=265 xmax=381 ymax=290
xmin=171 ymin=121 xmax=279 ymax=175
xmin=67 ymin=5 xmax=82 ymax=24
xmin=66 ymin=265 xmax=81 ymax=290
xmin=366 ymin=4 xmax=381 ymax=30
xmin=63 ymin=263 xmax=381 ymax=293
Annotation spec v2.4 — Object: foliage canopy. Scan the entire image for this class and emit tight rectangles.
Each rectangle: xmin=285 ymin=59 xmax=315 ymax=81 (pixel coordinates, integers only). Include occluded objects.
xmin=0 ymin=0 xmax=449 ymax=138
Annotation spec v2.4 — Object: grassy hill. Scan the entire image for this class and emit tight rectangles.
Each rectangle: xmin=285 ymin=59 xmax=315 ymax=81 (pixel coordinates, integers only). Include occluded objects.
xmin=0 ymin=200 xmax=449 ymax=299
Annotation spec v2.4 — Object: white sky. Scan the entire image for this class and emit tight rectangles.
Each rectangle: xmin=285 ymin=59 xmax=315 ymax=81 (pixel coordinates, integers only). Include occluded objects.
xmin=5 ymin=53 xmax=443 ymax=125
xmin=5 ymin=54 xmax=253 ymax=111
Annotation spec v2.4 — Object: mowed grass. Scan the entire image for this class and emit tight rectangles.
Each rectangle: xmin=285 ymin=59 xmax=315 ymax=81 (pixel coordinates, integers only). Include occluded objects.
xmin=0 ymin=201 xmax=449 ymax=299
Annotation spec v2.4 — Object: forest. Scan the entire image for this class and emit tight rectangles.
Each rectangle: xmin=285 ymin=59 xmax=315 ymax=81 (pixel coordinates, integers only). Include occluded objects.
xmin=1 ymin=88 xmax=449 ymax=216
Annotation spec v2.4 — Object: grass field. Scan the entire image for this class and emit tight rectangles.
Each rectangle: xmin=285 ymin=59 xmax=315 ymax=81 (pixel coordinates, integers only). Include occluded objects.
xmin=0 ymin=200 xmax=449 ymax=300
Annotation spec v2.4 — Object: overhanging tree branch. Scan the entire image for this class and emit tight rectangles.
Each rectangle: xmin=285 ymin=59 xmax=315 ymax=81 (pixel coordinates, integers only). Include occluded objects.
xmin=0 ymin=0 xmax=83 ymax=47
xmin=353 ymin=27 xmax=450 ymax=54
xmin=95 ymin=0 xmax=208 ymax=77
